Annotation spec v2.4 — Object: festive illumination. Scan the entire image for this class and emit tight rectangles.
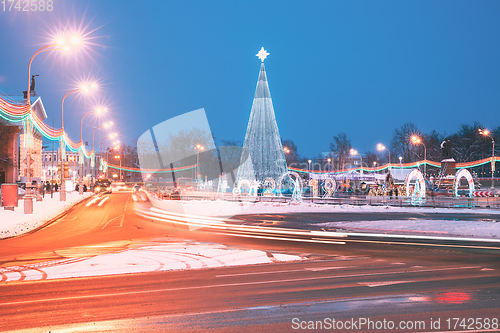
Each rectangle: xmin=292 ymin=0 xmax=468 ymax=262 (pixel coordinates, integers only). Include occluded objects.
xmin=263 ymin=178 xmax=276 ymax=196
xmin=277 ymin=171 xmax=302 ymax=201
xmin=256 ymin=47 xmax=269 ymax=62
xmin=308 ymin=178 xmax=319 ymax=197
xmin=322 ymin=178 xmax=336 ymax=198
xmin=454 ymin=169 xmax=474 ymax=198
xmin=237 ymin=52 xmax=287 ymax=183
xmin=405 ymin=169 xmax=426 ymax=204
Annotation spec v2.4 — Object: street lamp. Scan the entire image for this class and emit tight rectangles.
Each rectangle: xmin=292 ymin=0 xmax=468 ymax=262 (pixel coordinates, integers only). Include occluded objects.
xmin=195 ymin=144 xmax=205 ymax=180
xmin=410 ymin=135 xmax=427 ymax=177
xmin=107 ymin=144 xmax=121 ymax=178
xmin=308 ymin=159 xmax=312 ymax=179
xmin=91 ymin=121 xmax=113 ymax=189
xmin=377 ymin=143 xmax=391 ymax=170
xmin=59 ymin=84 xmax=98 ymax=201
xmin=399 ymin=156 xmax=403 ymax=169
xmin=373 ymin=161 xmax=377 ymax=172
xmin=327 ymin=158 xmax=331 ymax=176
xmin=350 ymin=149 xmax=363 ymax=174
xmin=479 ymin=129 xmax=496 ymax=190
xmin=23 ymin=35 xmax=81 ymax=213
xmin=99 ymin=133 xmax=117 ymax=179
xmin=114 ymin=155 xmax=122 ymax=181
xmin=78 ymin=107 xmax=105 ymax=194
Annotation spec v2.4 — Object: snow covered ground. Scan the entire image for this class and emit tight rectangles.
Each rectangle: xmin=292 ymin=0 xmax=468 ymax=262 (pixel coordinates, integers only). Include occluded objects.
xmin=1 ymin=192 xmax=498 ymax=241
xmin=149 ymin=197 xmax=500 ymax=240
xmin=149 ymin=196 xmax=500 ymax=218
xmin=0 ymin=239 xmax=301 ymax=282
xmin=0 ymin=191 xmax=93 ymax=239
xmin=315 ymin=220 xmax=499 ymax=239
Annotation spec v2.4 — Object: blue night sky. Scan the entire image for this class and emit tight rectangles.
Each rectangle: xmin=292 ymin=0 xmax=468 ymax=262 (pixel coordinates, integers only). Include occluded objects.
xmin=1 ymin=1 xmax=499 ymax=159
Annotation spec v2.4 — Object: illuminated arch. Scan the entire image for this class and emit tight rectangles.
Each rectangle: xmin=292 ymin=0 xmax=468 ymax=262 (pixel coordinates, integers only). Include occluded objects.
xmin=278 ymin=171 xmax=302 ymax=201
xmin=405 ymin=169 xmax=426 ymax=198
xmin=454 ymin=168 xmax=474 ymax=198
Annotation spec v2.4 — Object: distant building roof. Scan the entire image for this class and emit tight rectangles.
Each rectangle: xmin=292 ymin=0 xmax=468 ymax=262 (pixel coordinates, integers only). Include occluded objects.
xmin=1 ymin=95 xmax=47 ymax=121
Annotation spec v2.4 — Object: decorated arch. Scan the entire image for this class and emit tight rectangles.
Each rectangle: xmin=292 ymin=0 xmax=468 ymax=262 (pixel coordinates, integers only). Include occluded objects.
xmin=454 ymin=168 xmax=474 ymax=198
xmin=278 ymin=171 xmax=303 ymax=201
xmin=405 ymin=169 xmax=426 ymax=199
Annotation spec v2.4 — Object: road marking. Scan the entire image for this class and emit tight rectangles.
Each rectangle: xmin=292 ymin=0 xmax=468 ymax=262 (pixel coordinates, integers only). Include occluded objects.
xmin=85 ymin=197 xmax=100 ymax=207
xmin=358 ymin=280 xmax=414 ymax=287
xmin=97 ymin=197 xmax=109 ymax=207
xmin=102 ymin=216 xmax=121 ymax=229
xmin=216 ymin=266 xmax=353 ymax=278
xmin=0 ymin=266 xmax=483 ymax=306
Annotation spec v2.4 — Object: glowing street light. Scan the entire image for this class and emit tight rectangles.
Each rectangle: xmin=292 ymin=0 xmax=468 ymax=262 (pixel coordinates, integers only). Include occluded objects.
xmin=59 ymin=86 xmax=98 ymax=201
xmin=114 ymin=155 xmax=122 ymax=181
xmin=24 ymin=34 xmax=83 ymax=212
xmin=27 ymin=34 xmax=83 ymax=103
xmin=195 ymin=144 xmax=205 ymax=179
xmin=410 ymin=135 xmax=427 ymax=176
xmin=377 ymin=143 xmax=391 ymax=170
xmin=479 ymin=128 xmax=496 ymax=190
xmin=90 ymin=121 xmax=113 ymax=189
xmin=350 ymin=149 xmax=363 ymax=174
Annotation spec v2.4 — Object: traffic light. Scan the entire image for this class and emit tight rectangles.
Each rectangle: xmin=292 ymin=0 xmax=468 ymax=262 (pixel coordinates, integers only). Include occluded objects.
xmin=64 ymin=162 xmax=69 ymax=178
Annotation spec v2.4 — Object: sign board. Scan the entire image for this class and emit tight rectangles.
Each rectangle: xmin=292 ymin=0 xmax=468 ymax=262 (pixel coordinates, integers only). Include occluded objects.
xmin=1 ymin=183 xmax=18 ymax=208
xmin=65 ymin=180 xmax=74 ymax=192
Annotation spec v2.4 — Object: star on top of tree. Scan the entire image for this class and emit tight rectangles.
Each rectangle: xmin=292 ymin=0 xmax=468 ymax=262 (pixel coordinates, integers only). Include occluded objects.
xmin=256 ymin=47 xmax=269 ymax=62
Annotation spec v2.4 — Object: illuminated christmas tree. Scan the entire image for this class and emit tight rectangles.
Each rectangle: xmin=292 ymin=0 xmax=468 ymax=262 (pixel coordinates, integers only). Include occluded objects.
xmin=236 ymin=48 xmax=287 ymax=183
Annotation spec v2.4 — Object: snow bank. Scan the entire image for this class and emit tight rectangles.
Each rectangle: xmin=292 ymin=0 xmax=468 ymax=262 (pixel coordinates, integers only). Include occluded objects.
xmin=0 ymin=192 xmax=93 ymax=239
xmin=315 ymin=220 xmax=500 ymax=239
xmin=149 ymin=196 xmax=500 ymax=217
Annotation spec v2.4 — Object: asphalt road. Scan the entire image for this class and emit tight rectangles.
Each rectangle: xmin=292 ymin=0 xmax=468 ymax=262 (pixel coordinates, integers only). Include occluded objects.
xmin=0 ymin=192 xmax=499 ymax=332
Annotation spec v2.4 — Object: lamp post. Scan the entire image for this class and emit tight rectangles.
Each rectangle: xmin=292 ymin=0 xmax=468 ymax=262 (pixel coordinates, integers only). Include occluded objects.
xmin=107 ymin=143 xmax=120 ymax=179
xmin=91 ymin=121 xmax=113 ymax=190
xmin=114 ymin=155 xmax=122 ymax=181
xmin=23 ymin=37 xmax=78 ymax=213
xmin=59 ymin=84 xmax=97 ymax=201
xmin=78 ymin=107 xmax=103 ymax=194
xmin=308 ymin=159 xmax=312 ymax=179
xmin=373 ymin=161 xmax=377 ymax=172
xmin=410 ymin=135 xmax=427 ymax=177
xmin=479 ymin=129 xmax=496 ymax=191
xmin=377 ymin=143 xmax=391 ymax=170
xmin=350 ymin=149 xmax=363 ymax=174
xmin=195 ymin=144 xmax=205 ymax=180
xmin=327 ymin=158 xmax=331 ymax=177
xmin=399 ymin=156 xmax=402 ymax=169
xmin=100 ymin=133 xmax=116 ymax=178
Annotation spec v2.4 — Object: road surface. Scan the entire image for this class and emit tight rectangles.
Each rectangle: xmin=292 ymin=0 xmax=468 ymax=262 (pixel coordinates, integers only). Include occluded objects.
xmin=0 ymin=192 xmax=499 ymax=332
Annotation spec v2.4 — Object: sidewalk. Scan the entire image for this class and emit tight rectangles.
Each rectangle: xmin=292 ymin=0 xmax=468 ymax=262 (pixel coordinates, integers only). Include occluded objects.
xmin=0 ymin=191 xmax=93 ymax=239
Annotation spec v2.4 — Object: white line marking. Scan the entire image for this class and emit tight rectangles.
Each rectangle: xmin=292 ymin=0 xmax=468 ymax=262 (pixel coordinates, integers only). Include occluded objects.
xmin=97 ymin=197 xmax=109 ymax=207
xmin=216 ymin=266 xmax=354 ymax=278
xmin=358 ymin=280 xmax=414 ymax=287
xmin=0 ymin=266 xmax=482 ymax=307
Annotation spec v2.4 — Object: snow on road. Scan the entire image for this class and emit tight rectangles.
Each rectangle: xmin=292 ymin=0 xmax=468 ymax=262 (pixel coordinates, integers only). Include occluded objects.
xmin=0 ymin=192 xmax=93 ymax=239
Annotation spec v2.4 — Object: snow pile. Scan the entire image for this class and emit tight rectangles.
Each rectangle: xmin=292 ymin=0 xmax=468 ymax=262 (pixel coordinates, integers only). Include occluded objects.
xmin=0 ymin=240 xmax=302 ymax=282
xmin=316 ymin=220 xmax=500 ymax=239
xmin=0 ymin=192 xmax=93 ymax=239
xmin=149 ymin=196 xmax=500 ymax=217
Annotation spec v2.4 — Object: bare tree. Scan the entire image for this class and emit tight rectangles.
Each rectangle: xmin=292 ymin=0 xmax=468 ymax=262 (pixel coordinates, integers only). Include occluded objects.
xmin=329 ymin=132 xmax=352 ymax=170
